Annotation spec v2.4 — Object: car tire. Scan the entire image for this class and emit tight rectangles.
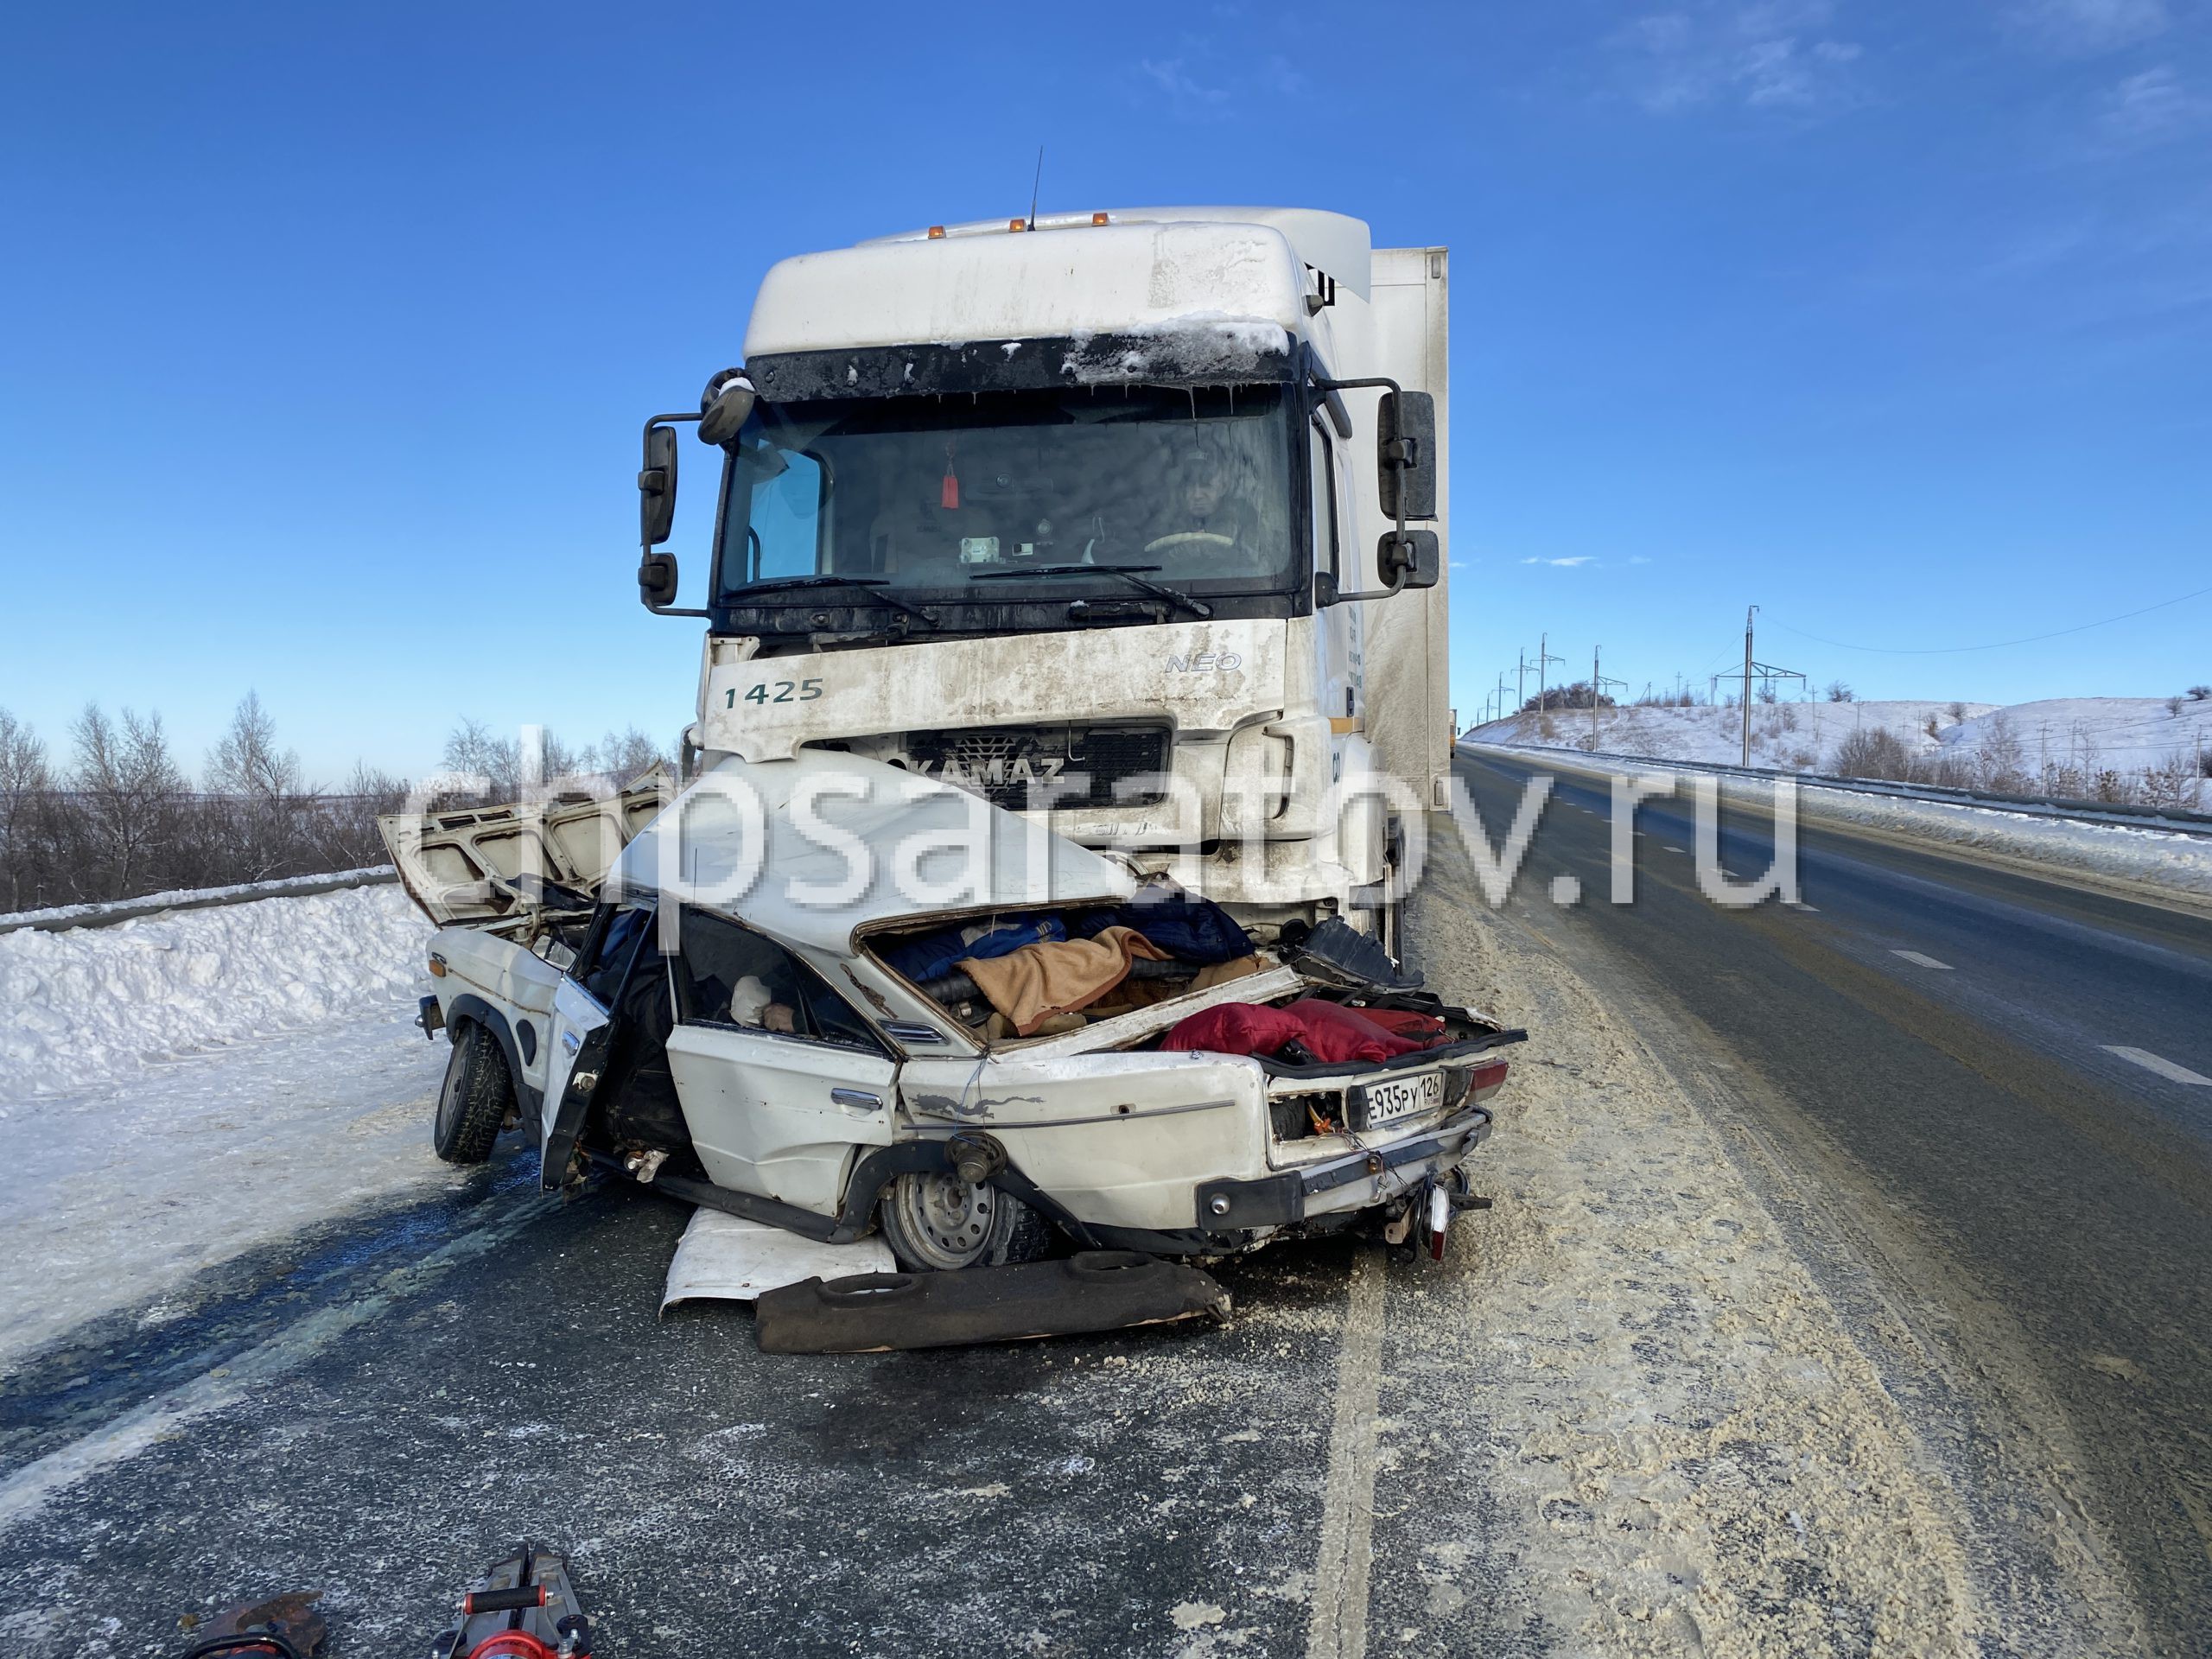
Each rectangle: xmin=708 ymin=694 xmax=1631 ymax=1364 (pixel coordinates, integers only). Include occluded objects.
xmin=432 ymin=1021 xmax=513 ymax=1166
xmin=878 ymin=1173 xmax=1052 ymax=1272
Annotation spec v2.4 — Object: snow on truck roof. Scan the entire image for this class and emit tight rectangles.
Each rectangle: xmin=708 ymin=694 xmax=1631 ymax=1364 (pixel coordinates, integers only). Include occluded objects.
xmin=742 ymin=208 xmax=1370 ymax=362
xmin=611 ymin=750 xmax=1135 ymax=959
xmin=863 ymin=207 xmax=1372 ymax=300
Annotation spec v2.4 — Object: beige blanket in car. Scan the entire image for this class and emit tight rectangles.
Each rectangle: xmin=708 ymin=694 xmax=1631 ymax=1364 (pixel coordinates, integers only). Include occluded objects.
xmin=958 ymin=925 xmax=1174 ymax=1036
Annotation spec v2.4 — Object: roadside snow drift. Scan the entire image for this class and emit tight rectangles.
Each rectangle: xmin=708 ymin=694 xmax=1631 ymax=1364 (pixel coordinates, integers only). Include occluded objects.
xmin=0 ymin=884 xmax=432 ymax=1099
xmin=1471 ymin=696 xmax=2212 ymax=807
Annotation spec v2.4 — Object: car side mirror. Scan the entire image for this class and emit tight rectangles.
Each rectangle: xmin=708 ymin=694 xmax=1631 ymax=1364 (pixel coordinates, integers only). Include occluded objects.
xmin=639 ymin=424 xmax=678 ymax=547
xmin=1377 ymin=530 xmax=1440 ymax=593
xmin=1377 ymin=390 xmax=1436 ymax=522
xmin=639 ymin=550 xmax=679 ymax=610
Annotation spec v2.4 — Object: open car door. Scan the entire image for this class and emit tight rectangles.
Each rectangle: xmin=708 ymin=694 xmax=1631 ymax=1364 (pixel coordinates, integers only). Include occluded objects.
xmin=537 ymin=901 xmax=658 ymax=1186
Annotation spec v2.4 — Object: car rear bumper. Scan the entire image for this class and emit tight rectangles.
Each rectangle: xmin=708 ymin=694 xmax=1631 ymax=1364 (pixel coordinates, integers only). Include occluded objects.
xmin=1195 ymin=1102 xmax=1494 ymax=1230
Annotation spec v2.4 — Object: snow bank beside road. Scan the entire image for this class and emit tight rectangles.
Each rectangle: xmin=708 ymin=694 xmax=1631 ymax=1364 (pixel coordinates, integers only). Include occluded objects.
xmin=1471 ymin=696 xmax=2212 ymax=807
xmin=1397 ymin=829 xmax=2137 ymax=1653
xmin=0 ymin=884 xmax=431 ymax=1101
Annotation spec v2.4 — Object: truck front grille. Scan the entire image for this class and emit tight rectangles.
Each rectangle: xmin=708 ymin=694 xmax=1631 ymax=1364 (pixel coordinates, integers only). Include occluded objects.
xmin=901 ymin=724 xmax=1170 ymax=811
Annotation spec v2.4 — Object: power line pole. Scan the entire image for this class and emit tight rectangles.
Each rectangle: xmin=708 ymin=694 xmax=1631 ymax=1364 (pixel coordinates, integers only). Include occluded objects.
xmin=1516 ymin=650 xmax=1527 ymax=716
xmin=1535 ymin=634 xmax=1566 ymax=715
xmin=1589 ymin=645 xmax=1629 ymax=747
xmin=1739 ymin=607 xmax=1757 ymax=766
xmin=1592 ymin=646 xmax=1603 ymax=748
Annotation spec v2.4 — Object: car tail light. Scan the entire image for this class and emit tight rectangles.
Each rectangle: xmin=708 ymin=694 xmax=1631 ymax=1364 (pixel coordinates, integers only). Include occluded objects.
xmin=1466 ymin=1059 xmax=1509 ymax=1103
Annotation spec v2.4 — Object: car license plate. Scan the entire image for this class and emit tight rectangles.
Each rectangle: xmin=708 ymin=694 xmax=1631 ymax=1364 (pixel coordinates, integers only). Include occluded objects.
xmin=1357 ymin=1071 xmax=1442 ymax=1128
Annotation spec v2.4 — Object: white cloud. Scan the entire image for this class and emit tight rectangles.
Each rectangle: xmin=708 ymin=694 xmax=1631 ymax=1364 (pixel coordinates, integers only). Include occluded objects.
xmin=1611 ymin=2 xmax=1864 ymax=114
xmin=1132 ymin=40 xmax=1311 ymax=116
xmin=1521 ymin=556 xmax=1599 ymax=567
xmin=2097 ymin=65 xmax=2208 ymax=148
xmin=2005 ymin=0 xmax=2168 ymax=56
xmin=1140 ymin=58 xmax=1231 ymax=111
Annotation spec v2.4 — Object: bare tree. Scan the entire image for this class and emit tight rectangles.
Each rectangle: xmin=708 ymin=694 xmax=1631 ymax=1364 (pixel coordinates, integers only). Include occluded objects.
xmin=0 ymin=709 xmax=54 ymax=912
xmin=1825 ymin=682 xmax=1855 ymax=702
xmin=71 ymin=703 xmax=187 ymax=900
xmin=207 ymin=691 xmax=302 ymax=801
xmin=206 ymin=692 xmax=311 ymax=881
xmin=313 ymin=761 xmax=410 ymax=871
xmin=586 ymin=726 xmax=671 ymax=784
xmin=442 ymin=718 xmax=523 ymax=800
xmin=2187 ymin=686 xmax=2210 ymax=702
xmin=1832 ymin=728 xmax=1914 ymax=780
xmin=1978 ymin=714 xmax=2028 ymax=794
xmin=1945 ymin=701 xmax=1967 ymax=723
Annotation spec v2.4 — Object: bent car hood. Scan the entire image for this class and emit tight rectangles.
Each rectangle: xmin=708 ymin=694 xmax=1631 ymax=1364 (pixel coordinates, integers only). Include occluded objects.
xmin=380 ymin=772 xmax=671 ymax=928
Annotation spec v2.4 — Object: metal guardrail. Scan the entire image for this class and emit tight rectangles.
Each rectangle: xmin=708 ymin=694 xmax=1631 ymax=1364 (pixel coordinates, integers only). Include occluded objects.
xmin=0 ymin=867 xmax=400 ymax=938
xmin=1459 ymin=740 xmax=2212 ymax=841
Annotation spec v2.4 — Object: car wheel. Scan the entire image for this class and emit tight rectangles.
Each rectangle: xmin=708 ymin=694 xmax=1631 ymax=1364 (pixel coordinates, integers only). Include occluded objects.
xmin=878 ymin=1172 xmax=1052 ymax=1272
xmin=432 ymin=1021 xmax=513 ymax=1166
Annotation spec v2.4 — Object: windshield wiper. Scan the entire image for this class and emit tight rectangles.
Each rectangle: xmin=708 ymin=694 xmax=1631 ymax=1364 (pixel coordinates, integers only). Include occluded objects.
xmin=970 ymin=563 xmax=1211 ymax=620
xmin=722 ymin=575 xmax=938 ymax=627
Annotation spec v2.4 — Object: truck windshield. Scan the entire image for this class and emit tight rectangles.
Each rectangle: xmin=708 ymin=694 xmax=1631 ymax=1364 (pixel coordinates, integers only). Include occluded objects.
xmin=715 ymin=385 xmax=1297 ymax=608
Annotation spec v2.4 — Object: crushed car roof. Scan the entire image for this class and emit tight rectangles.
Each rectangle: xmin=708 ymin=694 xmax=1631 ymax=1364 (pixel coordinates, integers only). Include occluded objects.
xmin=610 ymin=750 xmax=1135 ymax=957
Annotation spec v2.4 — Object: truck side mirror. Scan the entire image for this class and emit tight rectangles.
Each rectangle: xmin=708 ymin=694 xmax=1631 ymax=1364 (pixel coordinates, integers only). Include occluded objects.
xmin=1377 ymin=391 xmax=1437 ymax=522
xmin=696 ymin=369 xmax=756 ymax=447
xmin=639 ymin=550 xmax=679 ymax=610
xmin=1377 ymin=530 xmax=1441 ymax=593
xmin=639 ymin=425 xmax=678 ymax=547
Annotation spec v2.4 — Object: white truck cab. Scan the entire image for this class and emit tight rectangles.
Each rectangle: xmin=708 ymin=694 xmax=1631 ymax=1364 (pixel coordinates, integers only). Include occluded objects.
xmin=636 ymin=207 xmax=1452 ymax=948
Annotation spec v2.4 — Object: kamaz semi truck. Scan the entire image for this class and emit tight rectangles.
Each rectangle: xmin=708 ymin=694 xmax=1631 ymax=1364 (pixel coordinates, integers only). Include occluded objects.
xmin=635 ymin=205 xmax=1452 ymax=950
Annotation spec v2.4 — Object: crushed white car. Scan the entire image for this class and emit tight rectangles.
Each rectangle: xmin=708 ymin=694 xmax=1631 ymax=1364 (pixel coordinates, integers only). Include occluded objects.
xmin=384 ymin=753 xmax=1521 ymax=1299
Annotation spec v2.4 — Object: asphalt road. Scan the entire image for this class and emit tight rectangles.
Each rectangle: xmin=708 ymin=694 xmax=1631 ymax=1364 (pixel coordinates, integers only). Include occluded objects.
xmin=1454 ymin=746 xmax=2212 ymax=1656
xmin=7 ymin=757 xmax=2211 ymax=1656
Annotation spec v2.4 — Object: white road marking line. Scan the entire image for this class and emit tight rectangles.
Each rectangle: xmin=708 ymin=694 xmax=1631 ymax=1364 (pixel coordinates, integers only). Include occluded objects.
xmin=0 ymin=1192 xmax=560 ymax=1529
xmin=1891 ymin=950 xmax=1954 ymax=970
xmin=2102 ymin=1046 xmax=2212 ymax=1086
xmin=1306 ymin=1249 xmax=1385 ymax=1659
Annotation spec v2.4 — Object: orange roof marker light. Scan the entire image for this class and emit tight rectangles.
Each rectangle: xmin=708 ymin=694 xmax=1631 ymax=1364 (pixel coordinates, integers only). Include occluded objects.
xmin=926 ymin=226 xmax=945 ymax=239
xmin=1007 ymin=218 xmax=1027 ymax=232
xmin=1092 ymin=212 xmax=1109 ymax=226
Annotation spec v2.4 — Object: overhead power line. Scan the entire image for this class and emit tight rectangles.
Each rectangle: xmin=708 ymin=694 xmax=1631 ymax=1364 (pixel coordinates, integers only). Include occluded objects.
xmin=1766 ymin=583 xmax=2212 ymax=656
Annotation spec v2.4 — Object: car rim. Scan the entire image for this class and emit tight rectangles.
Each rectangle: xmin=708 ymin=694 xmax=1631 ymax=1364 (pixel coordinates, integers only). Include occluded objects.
xmin=435 ymin=1054 xmax=463 ymax=1141
xmin=893 ymin=1173 xmax=997 ymax=1269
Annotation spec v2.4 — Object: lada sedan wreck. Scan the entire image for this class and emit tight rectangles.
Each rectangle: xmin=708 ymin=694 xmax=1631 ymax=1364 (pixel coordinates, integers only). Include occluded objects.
xmin=386 ymin=753 xmax=1521 ymax=1286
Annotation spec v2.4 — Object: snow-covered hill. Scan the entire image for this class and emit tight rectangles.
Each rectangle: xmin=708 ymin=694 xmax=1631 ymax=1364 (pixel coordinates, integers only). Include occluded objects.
xmin=1468 ymin=696 xmax=2212 ymax=809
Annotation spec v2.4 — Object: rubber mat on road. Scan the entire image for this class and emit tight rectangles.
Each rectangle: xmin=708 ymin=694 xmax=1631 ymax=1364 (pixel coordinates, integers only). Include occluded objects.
xmin=754 ymin=1251 xmax=1231 ymax=1353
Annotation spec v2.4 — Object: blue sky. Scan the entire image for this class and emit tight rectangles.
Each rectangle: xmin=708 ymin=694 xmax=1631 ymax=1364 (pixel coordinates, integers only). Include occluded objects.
xmin=2 ymin=1 xmax=2207 ymax=778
